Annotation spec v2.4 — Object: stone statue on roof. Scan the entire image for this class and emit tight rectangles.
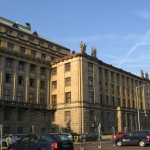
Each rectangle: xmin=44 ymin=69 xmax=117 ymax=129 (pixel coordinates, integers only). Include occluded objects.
xmin=145 ymin=72 xmax=149 ymax=79
xmin=91 ymin=46 xmax=97 ymax=58
xmin=80 ymin=41 xmax=86 ymax=54
xmin=140 ymin=70 xmax=144 ymax=78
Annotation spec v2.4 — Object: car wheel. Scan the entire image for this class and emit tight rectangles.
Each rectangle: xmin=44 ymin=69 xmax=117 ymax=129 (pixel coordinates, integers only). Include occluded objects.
xmin=116 ymin=141 xmax=123 ymax=147
xmin=139 ymin=140 xmax=146 ymax=147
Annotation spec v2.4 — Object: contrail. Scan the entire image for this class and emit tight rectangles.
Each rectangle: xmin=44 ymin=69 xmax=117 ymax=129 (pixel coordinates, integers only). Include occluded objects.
xmin=117 ymin=29 xmax=150 ymax=67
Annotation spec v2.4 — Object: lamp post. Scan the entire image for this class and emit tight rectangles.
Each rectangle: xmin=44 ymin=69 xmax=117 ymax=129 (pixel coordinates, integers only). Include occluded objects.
xmin=136 ymin=84 xmax=148 ymax=131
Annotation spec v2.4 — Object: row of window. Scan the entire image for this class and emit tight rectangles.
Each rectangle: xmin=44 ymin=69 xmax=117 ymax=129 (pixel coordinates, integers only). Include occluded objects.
xmin=4 ymin=89 xmax=46 ymax=104
xmin=6 ymin=29 xmax=61 ymax=52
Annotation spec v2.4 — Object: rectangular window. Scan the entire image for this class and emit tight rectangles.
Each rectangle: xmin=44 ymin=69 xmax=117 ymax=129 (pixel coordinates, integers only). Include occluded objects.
xmin=39 ymin=41 xmax=44 ymax=46
xmin=6 ymin=30 xmax=12 ymax=35
xmin=41 ymin=53 xmax=46 ymax=61
xmin=4 ymin=110 xmax=11 ymax=120
xmin=40 ymin=67 xmax=46 ymax=75
xmin=17 ymin=91 xmax=23 ymax=102
xmin=40 ymin=94 xmax=45 ymax=104
xmin=64 ymin=111 xmax=71 ymax=122
xmin=65 ymin=77 xmax=71 ymax=86
xmin=40 ymin=80 xmax=45 ymax=89
xmin=17 ymin=110 xmax=24 ymax=121
xmin=5 ymin=58 xmax=13 ymax=67
xmin=18 ymin=61 xmax=25 ymax=71
xmin=29 ymin=93 xmax=35 ymax=103
xmin=5 ymin=73 xmax=12 ymax=83
xmin=88 ymin=77 xmax=93 ymax=87
xmin=29 ymin=78 xmax=35 ymax=87
xmin=31 ymin=50 xmax=36 ymax=57
xmin=52 ymin=95 xmax=57 ymax=106
xmin=51 ymin=67 xmax=57 ymax=75
xmin=20 ymin=47 xmax=26 ymax=54
xmin=30 ymin=64 xmax=36 ymax=73
xmin=52 ymin=81 xmax=57 ymax=89
xmin=18 ymin=34 xmax=24 ymax=39
xmin=41 ymin=113 xmax=46 ymax=122
xmin=4 ymin=89 xmax=11 ymax=101
xmin=89 ymin=91 xmax=94 ymax=103
xmin=90 ymin=110 xmax=95 ymax=121
xmin=88 ymin=62 xmax=93 ymax=72
xmin=105 ymin=69 xmax=108 ymax=79
xmin=7 ymin=43 xmax=14 ymax=51
xmin=18 ymin=76 xmax=24 ymax=85
xmin=65 ymin=92 xmax=71 ymax=103
xmin=65 ymin=63 xmax=71 ymax=71
xmin=105 ymin=82 xmax=108 ymax=92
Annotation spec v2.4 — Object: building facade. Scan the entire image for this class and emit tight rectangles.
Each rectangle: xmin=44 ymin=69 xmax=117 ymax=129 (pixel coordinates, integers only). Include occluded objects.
xmin=0 ymin=17 xmax=150 ymax=134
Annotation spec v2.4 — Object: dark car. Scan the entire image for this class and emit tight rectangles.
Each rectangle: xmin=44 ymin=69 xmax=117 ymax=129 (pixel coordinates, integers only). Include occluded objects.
xmin=112 ymin=131 xmax=128 ymax=140
xmin=7 ymin=134 xmax=74 ymax=150
xmin=115 ymin=131 xmax=150 ymax=147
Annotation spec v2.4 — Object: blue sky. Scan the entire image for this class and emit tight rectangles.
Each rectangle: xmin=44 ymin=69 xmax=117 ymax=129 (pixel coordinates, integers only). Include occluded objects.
xmin=1 ymin=0 xmax=150 ymax=76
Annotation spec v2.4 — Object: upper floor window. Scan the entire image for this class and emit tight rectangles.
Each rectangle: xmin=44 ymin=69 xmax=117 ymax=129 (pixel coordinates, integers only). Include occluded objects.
xmin=65 ymin=92 xmax=71 ymax=103
xmin=20 ymin=47 xmax=26 ymax=54
xmin=41 ymin=53 xmax=46 ymax=61
xmin=6 ymin=30 xmax=12 ymax=35
xmin=29 ymin=38 xmax=34 ymax=43
xmin=65 ymin=77 xmax=71 ymax=86
xmin=18 ymin=34 xmax=24 ymax=39
xmin=48 ymin=44 xmax=53 ymax=49
xmin=51 ymin=67 xmax=57 ymax=75
xmin=65 ymin=62 xmax=71 ymax=72
xmin=40 ymin=94 xmax=45 ymax=104
xmin=89 ymin=91 xmax=94 ymax=103
xmin=39 ymin=41 xmax=44 ymax=46
xmin=6 ymin=58 xmax=13 ymax=67
xmin=88 ymin=63 xmax=93 ymax=72
xmin=7 ymin=43 xmax=14 ymax=51
xmin=105 ymin=69 xmax=108 ymax=79
xmin=52 ymin=95 xmax=57 ymax=106
xmin=18 ymin=61 xmax=25 ymax=71
xmin=52 ymin=81 xmax=57 ymax=89
xmin=31 ymin=50 xmax=36 ymax=57
xmin=4 ymin=89 xmax=11 ymax=101
xmin=57 ymin=48 xmax=61 ymax=52
xmin=88 ymin=77 xmax=93 ymax=87
xmin=5 ymin=73 xmax=12 ymax=83
xmin=30 ymin=64 xmax=36 ymax=73
xmin=29 ymin=93 xmax=35 ymax=103
xmin=40 ymin=67 xmax=46 ymax=75
xmin=29 ymin=78 xmax=35 ymax=87
xmin=40 ymin=80 xmax=45 ymax=89
xmin=17 ymin=91 xmax=23 ymax=102
xmin=18 ymin=76 xmax=24 ymax=85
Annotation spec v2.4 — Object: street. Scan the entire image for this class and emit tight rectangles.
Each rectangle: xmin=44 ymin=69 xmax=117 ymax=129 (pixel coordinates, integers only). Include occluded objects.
xmin=74 ymin=140 xmax=150 ymax=150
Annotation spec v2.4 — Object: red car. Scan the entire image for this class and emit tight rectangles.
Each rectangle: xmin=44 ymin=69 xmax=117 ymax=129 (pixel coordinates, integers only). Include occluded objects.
xmin=112 ymin=131 xmax=128 ymax=140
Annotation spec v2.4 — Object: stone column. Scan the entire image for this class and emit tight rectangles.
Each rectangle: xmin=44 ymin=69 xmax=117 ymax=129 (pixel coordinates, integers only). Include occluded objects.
xmin=46 ymin=68 xmax=50 ymax=105
xmin=117 ymin=107 xmax=122 ymax=132
xmin=36 ymin=66 xmax=40 ymax=103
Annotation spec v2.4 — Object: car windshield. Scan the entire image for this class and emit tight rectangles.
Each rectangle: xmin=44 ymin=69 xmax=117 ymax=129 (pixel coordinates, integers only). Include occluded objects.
xmin=52 ymin=134 xmax=71 ymax=141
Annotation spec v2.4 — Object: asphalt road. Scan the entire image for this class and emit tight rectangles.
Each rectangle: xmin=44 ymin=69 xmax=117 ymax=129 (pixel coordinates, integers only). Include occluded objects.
xmin=74 ymin=140 xmax=150 ymax=150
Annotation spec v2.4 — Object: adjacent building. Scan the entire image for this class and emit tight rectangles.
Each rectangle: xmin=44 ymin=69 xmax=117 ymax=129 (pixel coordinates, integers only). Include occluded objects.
xmin=0 ymin=17 xmax=150 ymax=134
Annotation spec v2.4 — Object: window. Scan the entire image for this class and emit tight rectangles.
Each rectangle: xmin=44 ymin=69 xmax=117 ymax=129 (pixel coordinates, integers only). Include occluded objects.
xmin=111 ymin=84 xmax=114 ymax=94
xmin=40 ymin=80 xmax=45 ymax=89
xmin=88 ymin=63 xmax=93 ymax=72
xmin=29 ymin=78 xmax=35 ymax=87
xmin=18 ymin=61 xmax=25 ymax=71
xmin=52 ymin=95 xmax=57 ymax=106
xmin=57 ymin=48 xmax=61 ymax=52
xmin=29 ymin=93 xmax=35 ymax=103
xmin=17 ymin=127 xmax=23 ymax=133
xmin=64 ymin=111 xmax=71 ymax=122
xmin=40 ymin=67 xmax=46 ymax=75
xmin=4 ymin=110 xmax=11 ymax=120
xmin=18 ymin=76 xmax=24 ymax=85
xmin=7 ymin=43 xmax=14 ymax=51
xmin=118 ymin=98 xmax=120 ymax=106
xmin=41 ymin=113 xmax=46 ymax=122
xmin=105 ymin=69 xmax=108 ymax=79
xmin=41 ymin=53 xmax=46 ymax=61
xmin=65 ymin=77 xmax=71 ymax=86
xmin=65 ymin=63 xmax=71 ymax=71
xmin=51 ymin=56 xmax=55 ymax=60
xmin=39 ymin=41 xmax=44 ymax=46
xmin=18 ymin=34 xmax=24 ymax=39
xmin=29 ymin=38 xmax=34 ymax=43
xmin=31 ymin=50 xmax=36 ymax=57
xmin=5 ymin=73 xmax=12 ymax=83
xmin=6 ymin=58 xmax=13 ymax=67
xmin=4 ymin=89 xmax=11 ymax=101
xmin=17 ymin=110 xmax=24 ymax=121
xmin=51 ymin=67 xmax=57 ymax=75
xmin=40 ymin=94 xmax=45 ymax=104
xmin=90 ymin=110 xmax=95 ymax=121
xmin=65 ymin=92 xmax=71 ymax=103
xmin=30 ymin=64 xmax=36 ymax=73
xmin=17 ymin=91 xmax=23 ymax=102
xmin=100 ymin=94 xmax=103 ymax=106
xmin=20 ymin=47 xmax=26 ymax=54
xmin=52 ymin=81 xmax=57 ymax=89
xmin=48 ymin=44 xmax=53 ymax=49
xmin=105 ymin=82 xmax=108 ymax=92
xmin=88 ymin=77 xmax=93 ymax=87
xmin=106 ymin=95 xmax=109 ymax=106
xmin=112 ymin=97 xmax=115 ymax=106
xmin=89 ymin=91 xmax=94 ymax=103
xmin=6 ymin=30 xmax=12 ymax=35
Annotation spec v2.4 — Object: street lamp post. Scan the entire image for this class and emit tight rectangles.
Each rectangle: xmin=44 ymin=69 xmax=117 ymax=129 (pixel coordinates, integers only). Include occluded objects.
xmin=136 ymin=84 xmax=149 ymax=131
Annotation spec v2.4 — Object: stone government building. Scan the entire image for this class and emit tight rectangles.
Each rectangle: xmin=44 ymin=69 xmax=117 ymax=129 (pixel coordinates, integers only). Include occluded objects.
xmin=0 ymin=17 xmax=150 ymax=134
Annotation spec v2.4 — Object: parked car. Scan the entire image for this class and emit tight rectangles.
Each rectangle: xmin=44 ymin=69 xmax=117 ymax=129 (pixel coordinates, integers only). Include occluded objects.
xmin=0 ymin=134 xmax=26 ymax=147
xmin=7 ymin=133 xmax=74 ymax=150
xmin=115 ymin=130 xmax=150 ymax=147
xmin=112 ymin=131 xmax=128 ymax=140
xmin=61 ymin=133 xmax=73 ymax=140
